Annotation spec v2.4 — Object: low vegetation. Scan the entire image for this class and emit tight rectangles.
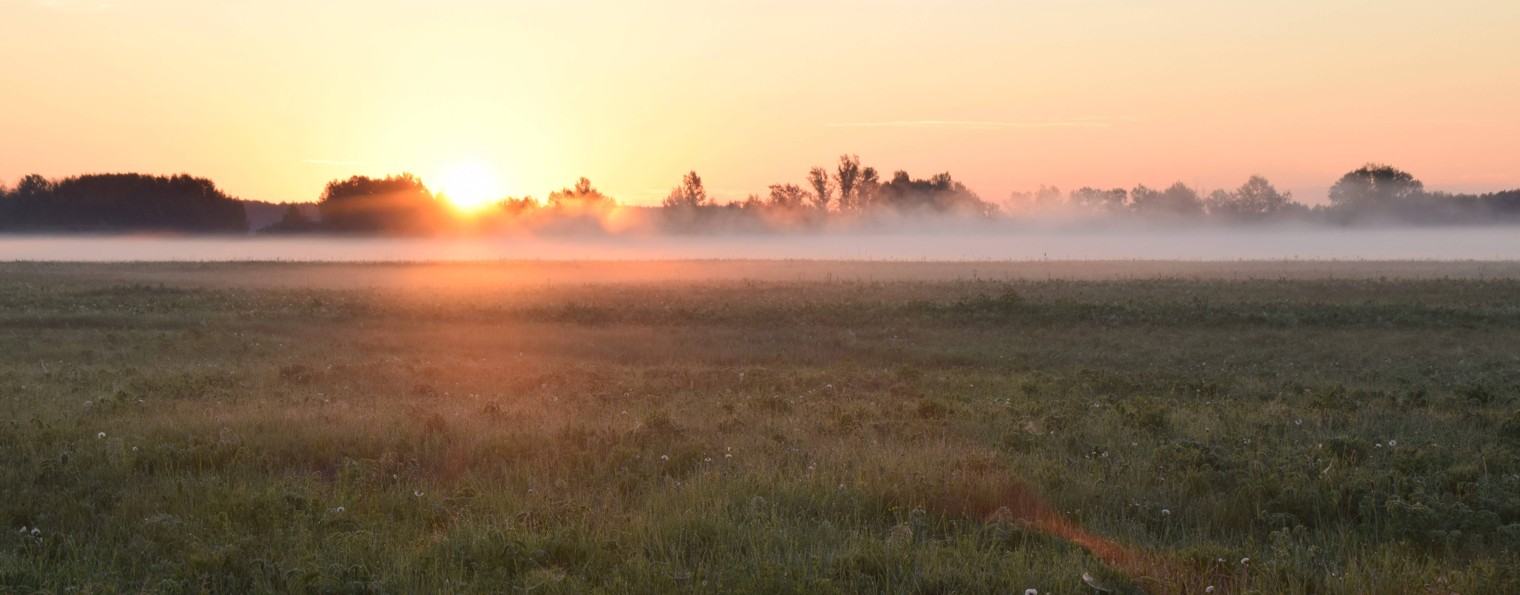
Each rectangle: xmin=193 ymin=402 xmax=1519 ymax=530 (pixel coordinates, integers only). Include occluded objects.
xmin=1 ymin=262 xmax=1518 ymax=593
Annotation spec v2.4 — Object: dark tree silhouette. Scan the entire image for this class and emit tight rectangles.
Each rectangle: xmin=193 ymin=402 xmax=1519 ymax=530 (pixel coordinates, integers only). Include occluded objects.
xmin=1130 ymin=182 xmax=1204 ymax=217
xmin=834 ymin=155 xmax=861 ymax=212
xmin=766 ymin=183 xmax=812 ymax=211
xmin=874 ymin=171 xmax=995 ymax=216
xmin=662 ymin=171 xmax=710 ymax=209
xmin=807 ymin=167 xmax=834 ymax=211
xmin=0 ymin=173 xmax=246 ymax=232
xmin=856 ymin=166 xmax=881 ymax=210
xmin=1329 ymin=164 xmax=1424 ymax=210
xmin=317 ymin=173 xmax=446 ymax=234
xmin=1207 ymin=175 xmax=1294 ymax=221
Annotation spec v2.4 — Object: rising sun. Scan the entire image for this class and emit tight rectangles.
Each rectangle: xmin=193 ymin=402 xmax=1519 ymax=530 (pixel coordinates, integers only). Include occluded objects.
xmin=436 ymin=163 xmax=504 ymax=211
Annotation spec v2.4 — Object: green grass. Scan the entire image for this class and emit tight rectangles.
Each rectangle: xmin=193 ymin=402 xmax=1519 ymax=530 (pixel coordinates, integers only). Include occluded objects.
xmin=1 ymin=262 xmax=1518 ymax=593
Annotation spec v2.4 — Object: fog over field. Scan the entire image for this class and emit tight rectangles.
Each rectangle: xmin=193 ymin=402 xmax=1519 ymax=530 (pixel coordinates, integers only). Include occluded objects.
xmin=3 ymin=226 xmax=1519 ymax=262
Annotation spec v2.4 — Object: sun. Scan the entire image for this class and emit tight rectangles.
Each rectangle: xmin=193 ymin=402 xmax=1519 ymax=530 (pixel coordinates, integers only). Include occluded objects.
xmin=436 ymin=163 xmax=504 ymax=212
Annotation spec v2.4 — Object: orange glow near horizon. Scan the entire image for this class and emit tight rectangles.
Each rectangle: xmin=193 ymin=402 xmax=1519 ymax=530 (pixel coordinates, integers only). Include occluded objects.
xmin=435 ymin=163 xmax=504 ymax=212
xmin=1 ymin=1 xmax=1517 ymax=206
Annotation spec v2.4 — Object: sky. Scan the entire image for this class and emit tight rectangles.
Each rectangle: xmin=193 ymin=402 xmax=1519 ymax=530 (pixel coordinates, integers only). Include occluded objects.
xmin=1 ymin=0 xmax=1517 ymax=206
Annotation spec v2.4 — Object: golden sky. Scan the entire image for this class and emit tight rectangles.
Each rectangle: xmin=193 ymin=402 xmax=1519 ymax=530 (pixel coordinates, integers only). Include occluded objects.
xmin=2 ymin=0 xmax=1517 ymax=205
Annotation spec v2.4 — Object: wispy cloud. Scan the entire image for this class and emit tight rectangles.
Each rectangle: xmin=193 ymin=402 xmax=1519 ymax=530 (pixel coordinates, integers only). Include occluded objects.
xmin=300 ymin=159 xmax=367 ymax=166
xmin=824 ymin=118 xmax=1111 ymax=130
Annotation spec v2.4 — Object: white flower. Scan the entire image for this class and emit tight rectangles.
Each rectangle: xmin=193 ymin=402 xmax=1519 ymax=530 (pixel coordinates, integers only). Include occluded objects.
xmin=1241 ymin=557 xmax=1250 ymax=565
xmin=1161 ymin=509 xmax=1171 ymax=516
xmin=17 ymin=526 xmax=25 ymax=534
xmin=724 ymin=453 xmax=732 ymax=459
xmin=1025 ymin=589 xmax=1038 ymax=595
xmin=414 ymin=490 xmax=424 ymax=498
xmin=335 ymin=506 xmax=345 ymax=513
xmin=131 ymin=446 xmax=139 ymax=452
xmin=1388 ymin=439 xmax=1397 ymax=447
xmin=1206 ymin=586 xmax=1215 ymax=593
xmin=96 ymin=432 xmax=106 ymax=439
xmin=660 ymin=454 xmax=669 ymax=461
xmin=30 ymin=528 xmax=40 ymax=537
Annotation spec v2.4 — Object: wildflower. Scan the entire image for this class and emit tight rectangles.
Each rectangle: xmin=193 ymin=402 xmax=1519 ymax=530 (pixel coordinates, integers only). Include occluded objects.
xmin=660 ymin=454 xmax=669 ymax=462
xmin=1206 ymin=586 xmax=1216 ymax=593
xmin=29 ymin=528 xmax=40 ymax=537
xmin=724 ymin=453 xmax=732 ymax=459
xmin=1294 ymin=419 xmax=1302 ymax=425
xmin=414 ymin=490 xmax=424 ymax=498
xmin=1025 ymin=589 xmax=1038 ymax=595
xmin=703 ymin=457 xmax=713 ymax=463
xmin=132 ymin=446 xmax=139 ymax=452
xmin=335 ymin=506 xmax=345 ymax=513
xmin=1161 ymin=509 xmax=1171 ymax=516
xmin=1388 ymin=439 xmax=1397 ymax=447
xmin=1241 ymin=557 xmax=1250 ymax=565
xmin=97 ymin=432 xmax=106 ymax=439
xmin=17 ymin=526 xmax=25 ymax=534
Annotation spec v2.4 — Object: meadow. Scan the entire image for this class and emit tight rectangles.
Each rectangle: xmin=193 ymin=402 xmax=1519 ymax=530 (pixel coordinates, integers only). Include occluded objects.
xmin=1 ymin=261 xmax=1518 ymax=593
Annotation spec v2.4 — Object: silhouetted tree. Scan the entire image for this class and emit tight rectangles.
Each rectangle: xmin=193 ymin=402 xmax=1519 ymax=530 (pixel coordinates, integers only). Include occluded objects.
xmin=807 ymin=167 xmax=834 ymax=211
xmin=856 ymin=167 xmax=881 ymax=210
xmin=767 ymin=183 xmax=812 ymax=210
xmin=546 ymin=177 xmax=615 ymax=220
xmin=835 ymin=155 xmax=861 ymax=212
xmin=1069 ymin=187 xmax=1128 ymax=214
xmin=1208 ymin=175 xmax=1295 ymax=221
xmin=873 ymin=171 xmax=995 ymax=217
xmin=662 ymin=171 xmax=710 ymax=209
xmin=1329 ymin=164 xmax=1423 ymax=210
xmin=317 ymin=173 xmax=445 ymax=234
xmin=0 ymin=173 xmax=246 ymax=232
xmin=1130 ymin=182 xmax=1204 ymax=217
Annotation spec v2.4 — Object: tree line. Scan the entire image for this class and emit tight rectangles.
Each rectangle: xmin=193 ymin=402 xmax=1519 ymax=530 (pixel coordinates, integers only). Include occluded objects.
xmin=2 ymin=162 xmax=1517 ymax=234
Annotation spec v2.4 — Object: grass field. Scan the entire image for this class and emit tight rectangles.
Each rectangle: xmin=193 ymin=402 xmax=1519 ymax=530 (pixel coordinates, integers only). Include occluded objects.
xmin=2 ymin=261 xmax=1519 ymax=593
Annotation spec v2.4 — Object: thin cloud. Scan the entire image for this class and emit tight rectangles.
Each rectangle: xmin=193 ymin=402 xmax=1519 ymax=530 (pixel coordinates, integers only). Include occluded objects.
xmin=824 ymin=119 xmax=1111 ymax=130
xmin=300 ymin=159 xmax=368 ymax=166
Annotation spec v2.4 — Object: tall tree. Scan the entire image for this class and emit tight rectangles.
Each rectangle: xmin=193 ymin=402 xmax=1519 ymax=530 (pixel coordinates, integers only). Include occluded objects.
xmin=807 ymin=167 xmax=834 ymax=211
xmin=834 ymin=155 xmax=861 ymax=212
xmin=856 ymin=167 xmax=880 ymax=210
xmin=662 ymin=171 xmax=710 ymax=209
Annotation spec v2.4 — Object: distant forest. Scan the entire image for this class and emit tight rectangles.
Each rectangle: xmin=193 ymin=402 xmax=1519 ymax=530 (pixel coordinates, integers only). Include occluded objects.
xmin=1 ymin=160 xmax=1517 ymax=234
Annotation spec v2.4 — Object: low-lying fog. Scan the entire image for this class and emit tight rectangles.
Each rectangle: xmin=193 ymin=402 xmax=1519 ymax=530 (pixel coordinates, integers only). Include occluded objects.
xmin=2 ymin=226 xmax=1518 ymax=262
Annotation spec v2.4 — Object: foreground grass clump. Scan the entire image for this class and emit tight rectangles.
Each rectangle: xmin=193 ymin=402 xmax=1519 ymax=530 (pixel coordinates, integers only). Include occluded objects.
xmin=1 ymin=262 xmax=1519 ymax=593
